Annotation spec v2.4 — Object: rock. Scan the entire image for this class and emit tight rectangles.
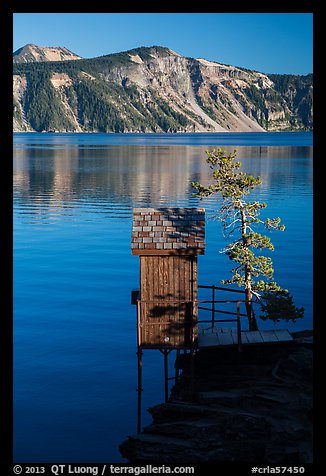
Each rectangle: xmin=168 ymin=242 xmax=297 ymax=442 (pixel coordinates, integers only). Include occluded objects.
xmin=120 ymin=335 xmax=313 ymax=464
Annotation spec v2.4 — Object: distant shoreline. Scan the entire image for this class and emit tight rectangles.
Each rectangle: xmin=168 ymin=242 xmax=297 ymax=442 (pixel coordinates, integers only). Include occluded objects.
xmin=13 ymin=130 xmax=313 ymax=134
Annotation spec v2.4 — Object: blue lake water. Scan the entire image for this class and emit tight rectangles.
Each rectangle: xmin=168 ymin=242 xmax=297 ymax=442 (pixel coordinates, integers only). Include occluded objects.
xmin=13 ymin=132 xmax=313 ymax=462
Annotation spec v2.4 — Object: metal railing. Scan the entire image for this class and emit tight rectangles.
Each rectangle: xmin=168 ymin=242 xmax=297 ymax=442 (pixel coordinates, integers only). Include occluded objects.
xmin=135 ymin=285 xmax=261 ymax=352
xmin=196 ymin=297 xmax=250 ymax=352
xmin=198 ymin=284 xmax=259 ymax=330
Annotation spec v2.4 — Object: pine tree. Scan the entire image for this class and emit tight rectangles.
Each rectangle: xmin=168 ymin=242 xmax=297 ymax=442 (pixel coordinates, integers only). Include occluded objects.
xmin=192 ymin=148 xmax=303 ymax=330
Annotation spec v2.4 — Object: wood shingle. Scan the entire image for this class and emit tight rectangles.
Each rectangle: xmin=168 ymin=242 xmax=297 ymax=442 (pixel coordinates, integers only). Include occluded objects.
xmin=131 ymin=208 xmax=205 ymax=255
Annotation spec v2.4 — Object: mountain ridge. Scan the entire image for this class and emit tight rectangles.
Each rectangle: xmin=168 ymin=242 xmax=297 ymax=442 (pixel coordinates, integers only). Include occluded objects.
xmin=13 ymin=44 xmax=313 ymax=133
xmin=13 ymin=44 xmax=82 ymax=63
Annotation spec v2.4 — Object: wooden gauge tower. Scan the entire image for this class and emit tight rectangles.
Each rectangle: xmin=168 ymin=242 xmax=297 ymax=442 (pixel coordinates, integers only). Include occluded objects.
xmin=131 ymin=207 xmax=205 ymax=431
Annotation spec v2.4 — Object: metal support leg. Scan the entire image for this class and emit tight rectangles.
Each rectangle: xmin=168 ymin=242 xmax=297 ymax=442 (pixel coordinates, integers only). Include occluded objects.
xmin=175 ymin=349 xmax=181 ymax=382
xmin=136 ymin=347 xmax=143 ymax=433
xmin=164 ymin=349 xmax=169 ymax=403
xmin=159 ymin=348 xmax=173 ymax=403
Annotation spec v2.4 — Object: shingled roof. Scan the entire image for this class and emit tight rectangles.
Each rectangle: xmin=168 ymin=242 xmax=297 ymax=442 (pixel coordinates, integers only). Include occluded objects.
xmin=131 ymin=208 xmax=205 ymax=255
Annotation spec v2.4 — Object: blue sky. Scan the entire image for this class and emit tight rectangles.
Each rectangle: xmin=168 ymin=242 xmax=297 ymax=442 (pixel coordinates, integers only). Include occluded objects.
xmin=13 ymin=13 xmax=313 ymax=75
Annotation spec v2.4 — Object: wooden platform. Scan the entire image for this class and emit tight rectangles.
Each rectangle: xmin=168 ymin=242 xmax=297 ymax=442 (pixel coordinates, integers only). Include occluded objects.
xmin=197 ymin=329 xmax=293 ymax=349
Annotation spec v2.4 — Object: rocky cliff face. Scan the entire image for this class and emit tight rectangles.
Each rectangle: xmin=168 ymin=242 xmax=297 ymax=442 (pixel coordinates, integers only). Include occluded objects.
xmin=13 ymin=45 xmax=313 ymax=133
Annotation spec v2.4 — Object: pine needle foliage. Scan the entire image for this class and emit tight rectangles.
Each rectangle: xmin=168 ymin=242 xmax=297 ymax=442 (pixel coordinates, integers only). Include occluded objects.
xmin=192 ymin=148 xmax=304 ymax=327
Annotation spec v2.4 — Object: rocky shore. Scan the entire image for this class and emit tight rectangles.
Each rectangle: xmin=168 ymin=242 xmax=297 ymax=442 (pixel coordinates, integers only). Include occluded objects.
xmin=119 ymin=331 xmax=313 ymax=464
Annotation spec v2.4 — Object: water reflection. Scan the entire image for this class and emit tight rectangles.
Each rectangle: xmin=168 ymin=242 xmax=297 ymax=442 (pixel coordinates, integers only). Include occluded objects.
xmin=14 ymin=143 xmax=313 ymax=224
